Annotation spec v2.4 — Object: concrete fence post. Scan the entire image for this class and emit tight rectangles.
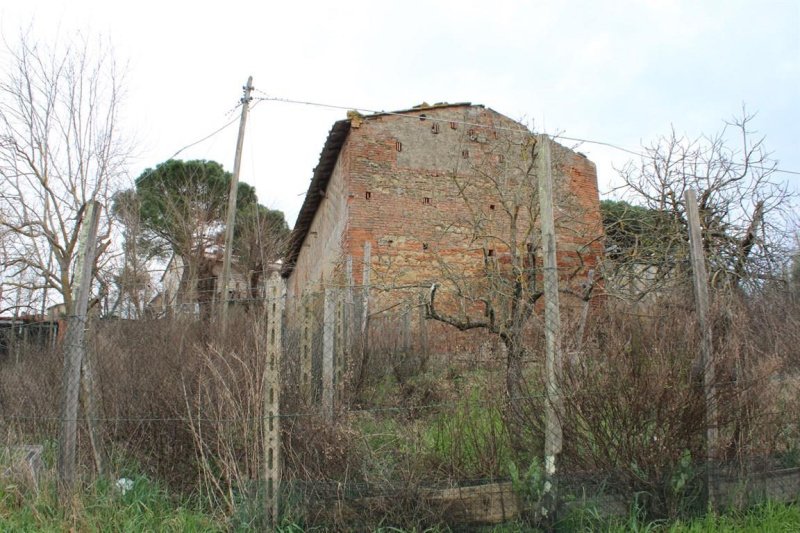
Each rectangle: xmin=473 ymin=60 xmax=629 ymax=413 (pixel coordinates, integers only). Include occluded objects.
xmin=264 ymin=274 xmax=284 ymax=526
xmin=322 ymin=287 xmax=335 ymax=421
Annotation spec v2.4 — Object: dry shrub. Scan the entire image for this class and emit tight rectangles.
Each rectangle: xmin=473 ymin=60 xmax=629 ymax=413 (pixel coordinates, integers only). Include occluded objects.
xmin=182 ymin=317 xmax=272 ymax=519
xmin=560 ymin=290 xmax=798 ymax=519
xmin=0 ymin=344 xmax=61 ymax=442
xmin=92 ymin=317 xmax=206 ymax=488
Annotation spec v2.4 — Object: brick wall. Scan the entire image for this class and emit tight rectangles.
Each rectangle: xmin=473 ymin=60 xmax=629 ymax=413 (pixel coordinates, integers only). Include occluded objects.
xmin=288 ymin=104 xmax=604 ymax=320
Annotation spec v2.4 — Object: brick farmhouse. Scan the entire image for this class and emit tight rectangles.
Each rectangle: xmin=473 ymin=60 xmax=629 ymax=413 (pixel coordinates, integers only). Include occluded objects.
xmin=281 ymin=103 xmax=604 ymax=330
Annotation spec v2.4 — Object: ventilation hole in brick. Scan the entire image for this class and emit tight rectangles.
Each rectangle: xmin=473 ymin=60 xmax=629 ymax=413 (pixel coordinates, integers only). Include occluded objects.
xmin=365 ymin=191 xmax=372 ymax=200
xmin=487 ymin=249 xmax=495 ymax=257
xmin=431 ymin=122 xmax=440 ymax=134
xmin=396 ymin=140 xmax=402 ymax=152
xmin=462 ymin=149 xmax=469 ymax=159
xmin=423 ymin=197 xmax=431 ymax=205
xmin=489 ymin=204 xmax=495 ymax=210
xmin=419 ymin=114 xmax=427 ymax=121
xmin=450 ymin=121 xmax=457 ymax=129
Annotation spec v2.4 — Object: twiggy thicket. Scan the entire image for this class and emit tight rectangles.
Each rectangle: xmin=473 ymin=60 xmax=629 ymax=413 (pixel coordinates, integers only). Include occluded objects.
xmin=0 ymin=280 xmax=798 ymax=528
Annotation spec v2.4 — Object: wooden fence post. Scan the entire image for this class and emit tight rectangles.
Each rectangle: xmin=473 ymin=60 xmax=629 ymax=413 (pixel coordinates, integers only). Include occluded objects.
xmin=58 ymin=201 xmax=101 ymax=499
xmin=537 ymin=134 xmax=563 ymax=517
xmin=685 ymin=189 xmax=718 ymax=508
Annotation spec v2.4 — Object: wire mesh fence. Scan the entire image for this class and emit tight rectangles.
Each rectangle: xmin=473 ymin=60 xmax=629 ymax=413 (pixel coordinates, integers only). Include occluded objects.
xmin=0 ymin=268 xmax=799 ymax=529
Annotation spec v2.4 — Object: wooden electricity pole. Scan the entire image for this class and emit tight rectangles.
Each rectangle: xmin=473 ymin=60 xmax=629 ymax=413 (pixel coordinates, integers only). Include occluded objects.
xmin=220 ymin=76 xmax=254 ymax=331
xmin=685 ymin=189 xmax=718 ymax=508
xmin=58 ymin=201 xmax=101 ymax=498
xmin=537 ymin=134 xmax=563 ymax=517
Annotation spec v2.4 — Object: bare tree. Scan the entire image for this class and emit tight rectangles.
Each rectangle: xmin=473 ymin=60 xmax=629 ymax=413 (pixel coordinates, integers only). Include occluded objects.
xmin=608 ymin=110 xmax=796 ymax=296
xmin=0 ymin=30 xmax=130 ymax=314
xmin=108 ymin=189 xmax=159 ymax=318
xmin=424 ymin=127 xmax=601 ymax=399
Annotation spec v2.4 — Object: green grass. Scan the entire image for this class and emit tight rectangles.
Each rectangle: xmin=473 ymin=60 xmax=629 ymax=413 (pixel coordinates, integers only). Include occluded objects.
xmin=421 ymin=388 xmax=516 ymax=479
xmin=558 ymin=500 xmax=800 ymax=533
xmin=0 ymin=474 xmax=223 ymax=532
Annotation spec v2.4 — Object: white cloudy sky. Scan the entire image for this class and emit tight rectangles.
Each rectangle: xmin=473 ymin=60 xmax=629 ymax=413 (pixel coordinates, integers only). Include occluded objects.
xmin=2 ymin=0 xmax=798 ymax=227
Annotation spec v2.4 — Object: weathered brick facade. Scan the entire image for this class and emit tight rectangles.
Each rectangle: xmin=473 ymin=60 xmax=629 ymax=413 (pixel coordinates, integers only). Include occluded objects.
xmin=283 ymin=104 xmax=603 ymax=315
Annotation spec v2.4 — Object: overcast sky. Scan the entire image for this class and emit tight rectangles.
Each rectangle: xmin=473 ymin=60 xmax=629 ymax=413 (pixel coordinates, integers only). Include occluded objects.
xmin=2 ymin=0 xmax=798 ymax=227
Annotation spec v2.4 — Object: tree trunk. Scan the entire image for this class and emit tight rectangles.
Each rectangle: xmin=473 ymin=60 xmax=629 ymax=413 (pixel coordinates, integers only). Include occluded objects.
xmin=504 ymin=334 xmax=531 ymax=431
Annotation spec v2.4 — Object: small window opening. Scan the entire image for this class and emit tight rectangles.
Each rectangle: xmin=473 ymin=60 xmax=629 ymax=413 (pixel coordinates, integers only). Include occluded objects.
xmin=396 ymin=140 xmax=403 ymax=152
xmin=468 ymin=129 xmax=477 ymax=140
xmin=487 ymin=249 xmax=495 ymax=257
xmin=431 ymin=122 xmax=440 ymax=134
xmin=423 ymin=197 xmax=431 ymax=205
xmin=365 ymin=191 xmax=372 ymax=200
xmin=462 ymin=149 xmax=469 ymax=159
xmin=422 ymin=242 xmax=429 ymax=251
xmin=489 ymin=204 xmax=495 ymax=210
xmin=497 ymin=154 xmax=505 ymax=163
xmin=449 ymin=121 xmax=457 ymax=129
xmin=419 ymin=114 xmax=427 ymax=121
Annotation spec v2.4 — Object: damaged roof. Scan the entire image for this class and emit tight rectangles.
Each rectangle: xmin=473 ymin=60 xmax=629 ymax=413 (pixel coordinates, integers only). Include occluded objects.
xmin=280 ymin=102 xmax=476 ymax=278
xmin=281 ymin=119 xmax=351 ymax=277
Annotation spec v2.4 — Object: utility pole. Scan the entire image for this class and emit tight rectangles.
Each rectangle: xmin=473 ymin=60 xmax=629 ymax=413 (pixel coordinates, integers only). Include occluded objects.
xmin=685 ymin=189 xmax=718 ymax=509
xmin=220 ymin=76 xmax=254 ymax=331
xmin=537 ymin=134 xmax=563 ymax=519
xmin=58 ymin=200 xmax=101 ymax=499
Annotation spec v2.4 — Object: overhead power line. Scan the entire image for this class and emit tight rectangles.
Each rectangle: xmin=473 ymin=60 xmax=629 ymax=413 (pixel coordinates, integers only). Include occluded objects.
xmin=165 ymin=100 xmax=263 ymax=161
xmin=253 ymin=91 xmax=800 ymax=177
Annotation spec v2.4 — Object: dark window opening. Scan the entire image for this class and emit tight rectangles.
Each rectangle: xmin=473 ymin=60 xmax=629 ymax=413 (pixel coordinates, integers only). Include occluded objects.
xmin=422 ymin=242 xmax=429 ymax=250
xmin=365 ymin=191 xmax=372 ymax=200
xmin=419 ymin=114 xmax=427 ymax=121
xmin=489 ymin=204 xmax=495 ymax=210
xmin=487 ymin=249 xmax=495 ymax=257
xmin=431 ymin=122 xmax=440 ymax=134
xmin=462 ymin=149 xmax=469 ymax=159
xmin=450 ymin=121 xmax=457 ymax=129
xmin=396 ymin=140 xmax=403 ymax=152
xmin=423 ymin=197 xmax=432 ymax=205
